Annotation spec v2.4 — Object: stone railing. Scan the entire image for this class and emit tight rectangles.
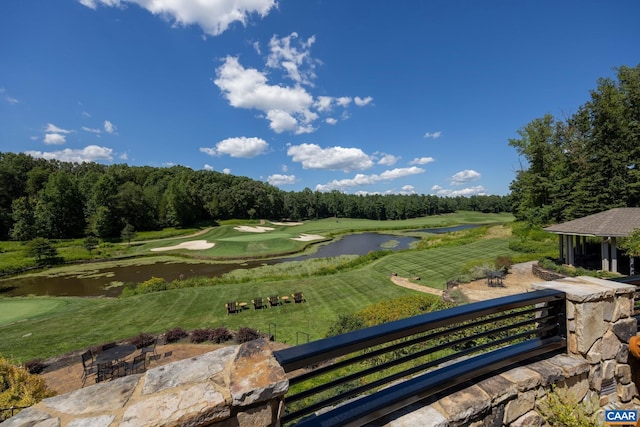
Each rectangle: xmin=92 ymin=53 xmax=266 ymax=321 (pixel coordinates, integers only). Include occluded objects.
xmin=4 ymin=276 xmax=639 ymax=426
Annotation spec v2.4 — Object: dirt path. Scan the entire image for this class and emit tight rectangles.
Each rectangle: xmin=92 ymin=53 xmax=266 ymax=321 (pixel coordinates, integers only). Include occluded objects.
xmin=389 ymin=261 xmax=541 ymax=302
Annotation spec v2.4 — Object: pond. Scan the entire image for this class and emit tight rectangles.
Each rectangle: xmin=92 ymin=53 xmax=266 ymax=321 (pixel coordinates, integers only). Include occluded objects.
xmin=0 ymin=225 xmax=483 ymax=297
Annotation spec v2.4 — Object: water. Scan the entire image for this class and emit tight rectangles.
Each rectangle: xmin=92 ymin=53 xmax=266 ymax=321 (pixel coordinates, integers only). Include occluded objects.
xmin=0 ymin=226 xmax=479 ymax=297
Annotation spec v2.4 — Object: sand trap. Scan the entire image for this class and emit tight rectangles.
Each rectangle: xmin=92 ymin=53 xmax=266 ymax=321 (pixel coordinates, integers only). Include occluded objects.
xmin=291 ymin=233 xmax=325 ymax=241
xmin=234 ymin=226 xmax=275 ymax=233
xmin=151 ymin=240 xmax=215 ymax=251
xmin=271 ymin=221 xmax=304 ymax=226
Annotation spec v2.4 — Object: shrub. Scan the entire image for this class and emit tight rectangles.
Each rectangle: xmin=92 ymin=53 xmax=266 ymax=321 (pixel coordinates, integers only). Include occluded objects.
xmin=236 ymin=327 xmax=261 ymax=343
xmin=129 ymin=332 xmax=155 ymax=349
xmin=190 ymin=328 xmax=214 ymax=343
xmin=538 ymin=386 xmax=602 ymax=427
xmin=164 ymin=327 xmax=188 ymax=343
xmin=325 ymin=313 xmax=366 ymax=337
xmin=210 ymin=327 xmax=233 ymax=344
xmin=0 ymin=357 xmax=56 ymax=420
xmin=494 ymin=255 xmax=512 ymax=273
xmin=22 ymin=359 xmax=47 ymax=375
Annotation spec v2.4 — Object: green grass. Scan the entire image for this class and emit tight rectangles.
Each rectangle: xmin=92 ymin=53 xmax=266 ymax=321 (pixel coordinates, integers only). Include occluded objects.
xmin=0 ymin=298 xmax=68 ymax=326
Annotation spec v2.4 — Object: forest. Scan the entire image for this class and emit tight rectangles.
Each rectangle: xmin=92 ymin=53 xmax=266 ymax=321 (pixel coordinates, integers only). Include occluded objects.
xmin=0 ymin=153 xmax=510 ymax=241
xmin=509 ymin=65 xmax=640 ymax=225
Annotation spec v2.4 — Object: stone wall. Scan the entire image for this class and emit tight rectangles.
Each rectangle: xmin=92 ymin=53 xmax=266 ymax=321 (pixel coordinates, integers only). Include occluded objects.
xmin=4 ymin=276 xmax=639 ymax=427
xmin=381 ymin=276 xmax=640 ymax=426
xmin=3 ymin=340 xmax=288 ymax=427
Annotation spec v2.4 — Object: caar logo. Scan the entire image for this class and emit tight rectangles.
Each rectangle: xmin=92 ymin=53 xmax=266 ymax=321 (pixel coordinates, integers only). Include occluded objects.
xmin=605 ymin=410 xmax=639 ymax=426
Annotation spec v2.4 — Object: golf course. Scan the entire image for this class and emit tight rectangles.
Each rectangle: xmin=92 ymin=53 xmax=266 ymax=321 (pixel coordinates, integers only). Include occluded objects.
xmin=0 ymin=212 xmax=549 ymax=363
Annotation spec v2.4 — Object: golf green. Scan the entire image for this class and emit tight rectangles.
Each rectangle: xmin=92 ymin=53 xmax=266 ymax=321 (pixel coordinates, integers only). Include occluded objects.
xmin=0 ymin=299 xmax=65 ymax=326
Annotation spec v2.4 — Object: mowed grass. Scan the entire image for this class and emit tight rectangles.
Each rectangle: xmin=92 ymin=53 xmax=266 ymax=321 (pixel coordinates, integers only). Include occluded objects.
xmin=0 ymin=298 xmax=68 ymax=326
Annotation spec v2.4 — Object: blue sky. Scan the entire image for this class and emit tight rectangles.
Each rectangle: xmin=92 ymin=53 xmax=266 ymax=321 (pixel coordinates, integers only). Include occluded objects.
xmin=1 ymin=1 xmax=639 ymax=196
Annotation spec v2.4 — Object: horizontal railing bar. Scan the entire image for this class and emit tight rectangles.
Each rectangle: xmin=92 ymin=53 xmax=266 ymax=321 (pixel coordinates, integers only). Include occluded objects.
xmin=288 ymin=304 xmax=558 ymax=387
xmin=275 ymin=289 xmax=564 ymax=372
xmin=289 ymin=337 xmax=566 ymax=427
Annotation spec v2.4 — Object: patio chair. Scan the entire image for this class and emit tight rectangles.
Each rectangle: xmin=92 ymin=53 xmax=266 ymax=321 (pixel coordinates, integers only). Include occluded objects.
xmin=268 ymin=295 xmax=280 ymax=307
xmin=96 ymin=361 xmax=116 ymax=383
xmin=124 ymin=353 xmax=147 ymax=375
xmin=140 ymin=337 xmax=158 ymax=360
xmin=292 ymin=292 xmax=305 ymax=304
xmin=81 ymin=350 xmax=97 ymax=386
xmin=225 ymin=301 xmax=239 ymax=315
xmin=252 ymin=297 xmax=267 ymax=310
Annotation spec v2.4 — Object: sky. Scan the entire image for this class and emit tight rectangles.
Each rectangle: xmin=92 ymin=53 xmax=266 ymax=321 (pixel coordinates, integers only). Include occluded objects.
xmin=1 ymin=1 xmax=639 ymax=197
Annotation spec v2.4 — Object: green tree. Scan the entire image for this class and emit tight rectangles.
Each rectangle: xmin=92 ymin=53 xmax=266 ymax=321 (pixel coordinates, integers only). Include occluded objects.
xmin=9 ymin=197 xmax=36 ymax=241
xmin=121 ymin=223 xmax=137 ymax=246
xmin=26 ymin=238 xmax=59 ymax=265
xmin=618 ymin=228 xmax=640 ymax=275
xmin=83 ymin=235 xmax=99 ymax=255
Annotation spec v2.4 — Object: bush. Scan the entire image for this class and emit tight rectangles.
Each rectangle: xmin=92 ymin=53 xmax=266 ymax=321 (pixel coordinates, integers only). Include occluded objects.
xmin=164 ymin=327 xmax=188 ymax=343
xmin=325 ymin=313 xmax=366 ymax=337
xmin=22 ymin=359 xmax=47 ymax=375
xmin=210 ymin=327 xmax=233 ymax=344
xmin=494 ymin=255 xmax=512 ymax=272
xmin=235 ymin=327 xmax=261 ymax=343
xmin=190 ymin=328 xmax=215 ymax=343
xmin=538 ymin=386 xmax=602 ymax=426
xmin=129 ymin=332 xmax=155 ymax=349
xmin=0 ymin=357 xmax=55 ymax=420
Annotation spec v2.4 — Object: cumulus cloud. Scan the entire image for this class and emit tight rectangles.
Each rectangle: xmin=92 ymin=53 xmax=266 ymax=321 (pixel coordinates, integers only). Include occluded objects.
xmin=200 ymin=136 xmax=269 ymax=158
xmin=45 ymin=123 xmax=71 ymax=134
xmin=399 ymin=185 xmax=416 ymax=195
xmin=325 ymin=118 xmax=337 ymax=125
xmin=43 ymin=133 xmax=67 ymax=145
xmin=266 ymin=33 xmax=318 ymax=85
xmin=25 ymin=145 xmax=114 ymax=163
xmin=409 ymin=156 xmax=435 ymax=165
xmin=104 ymin=120 xmax=116 ymax=134
xmin=315 ymin=166 xmax=425 ymax=192
xmin=424 ymin=131 xmax=442 ymax=139
xmin=222 ymin=168 xmax=231 ymax=174
xmin=451 ymin=169 xmax=481 ymax=185
xmin=214 ymin=35 xmax=372 ymax=134
xmin=287 ymin=143 xmax=374 ymax=172
xmin=431 ymin=184 xmax=486 ymax=197
xmin=377 ymin=153 xmax=400 ymax=166
xmin=78 ymin=0 xmax=277 ymax=37
xmin=354 ymin=96 xmax=373 ymax=107
xmin=268 ymin=174 xmax=296 ymax=186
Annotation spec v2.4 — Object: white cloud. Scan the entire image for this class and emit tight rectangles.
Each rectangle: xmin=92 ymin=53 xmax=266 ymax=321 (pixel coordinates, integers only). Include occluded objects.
xmin=424 ymin=131 xmax=442 ymax=139
xmin=354 ymin=96 xmax=373 ymax=107
xmin=104 ymin=120 xmax=117 ymax=134
xmin=399 ymin=185 xmax=416 ymax=195
xmin=451 ymin=169 xmax=481 ymax=185
xmin=315 ymin=96 xmax=333 ymax=112
xmin=431 ymin=185 xmax=486 ymax=197
xmin=25 ymin=145 xmax=114 ymax=163
xmin=43 ymin=134 xmax=67 ymax=145
xmin=0 ymin=88 xmax=19 ymax=104
xmin=81 ymin=111 xmax=92 ymax=118
xmin=78 ymin=0 xmax=277 ymax=37
xmin=45 ymin=123 xmax=72 ymax=134
xmin=315 ymin=166 xmax=425 ymax=192
xmin=336 ymin=97 xmax=352 ymax=107
xmin=200 ymin=136 xmax=269 ymax=158
xmin=222 ymin=168 xmax=231 ymax=174
xmin=204 ymin=164 xmax=214 ymax=171
xmin=325 ymin=118 xmax=337 ymax=125
xmin=266 ymin=33 xmax=318 ymax=85
xmin=287 ymin=143 xmax=373 ymax=172
xmin=268 ymin=174 xmax=296 ymax=185
xmin=82 ymin=126 xmax=102 ymax=134
xmin=409 ymin=156 xmax=435 ymax=165
xmin=377 ymin=153 xmax=400 ymax=166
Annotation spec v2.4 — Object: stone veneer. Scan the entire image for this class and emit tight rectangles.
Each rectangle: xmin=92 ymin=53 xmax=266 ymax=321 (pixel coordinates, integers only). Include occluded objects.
xmin=4 ymin=276 xmax=640 ymax=427
xmin=3 ymin=339 xmax=288 ymax=427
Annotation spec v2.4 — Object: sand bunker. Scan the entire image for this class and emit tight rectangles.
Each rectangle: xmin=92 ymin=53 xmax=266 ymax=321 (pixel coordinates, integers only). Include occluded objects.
xmin=270 ymin=221 xmax=304 ymax=226
xmin=233 ymin=226 xmax=275 ymax=233
xmin=291 ymin=233 xmax=325 ymax=241
xmin=150 ymin=240 xmax=215 ymax=251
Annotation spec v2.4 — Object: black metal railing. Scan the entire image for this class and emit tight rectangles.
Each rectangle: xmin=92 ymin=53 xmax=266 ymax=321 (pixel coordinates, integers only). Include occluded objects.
xmin=273 ymin=289 xmax=566 ymax=427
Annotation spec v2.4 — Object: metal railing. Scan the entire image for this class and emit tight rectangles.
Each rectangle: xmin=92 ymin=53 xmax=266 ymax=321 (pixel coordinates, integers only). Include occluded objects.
xmin=273 ymin=289 xmax=566 ymax=426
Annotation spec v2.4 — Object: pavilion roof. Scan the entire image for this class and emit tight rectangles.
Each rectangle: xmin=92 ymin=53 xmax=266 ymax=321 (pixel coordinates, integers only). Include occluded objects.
xmin=544 ymin=207 xmax=640 ymax=237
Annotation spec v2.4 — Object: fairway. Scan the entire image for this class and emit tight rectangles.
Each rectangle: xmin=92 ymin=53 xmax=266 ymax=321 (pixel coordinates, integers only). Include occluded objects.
xmin=0 ymin=298 xmax=66 ymax=326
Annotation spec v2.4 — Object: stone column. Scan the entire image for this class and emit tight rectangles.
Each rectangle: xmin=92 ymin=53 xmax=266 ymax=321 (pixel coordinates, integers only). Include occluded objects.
xmin=611 ymin=237 xmax=618 ymax=274
xmin=533 ymin=276 xmax=637 ymax=405
xmin=602 ymin=238 xmax=611 ymax=272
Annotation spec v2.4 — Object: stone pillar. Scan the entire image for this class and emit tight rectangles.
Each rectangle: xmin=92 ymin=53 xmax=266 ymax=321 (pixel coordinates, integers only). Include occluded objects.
xmin=602 ymin=238 xmax=611 ymax=271
xmin=611 ymin=237 xmax=618 ymax=273
xmin=532 ymin=276 xmax=638 ymax=405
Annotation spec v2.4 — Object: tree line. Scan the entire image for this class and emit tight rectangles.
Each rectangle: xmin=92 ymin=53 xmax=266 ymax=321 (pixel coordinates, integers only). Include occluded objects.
xmin=509 ymin=64 xmax=640 ymax=225
xmin=0 ymin=153 xmax=511 ymax=241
